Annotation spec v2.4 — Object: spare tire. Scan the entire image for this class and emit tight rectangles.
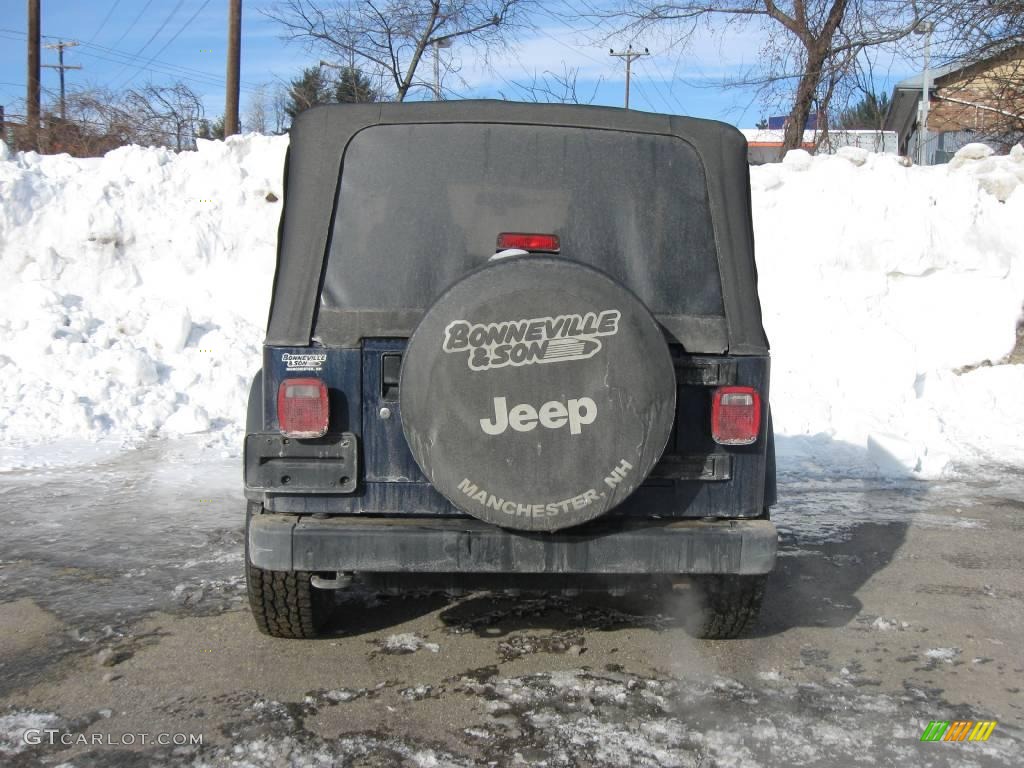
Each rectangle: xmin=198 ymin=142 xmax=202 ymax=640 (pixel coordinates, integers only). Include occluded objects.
xmin=400 ymin=256 xmax=675 ymax=532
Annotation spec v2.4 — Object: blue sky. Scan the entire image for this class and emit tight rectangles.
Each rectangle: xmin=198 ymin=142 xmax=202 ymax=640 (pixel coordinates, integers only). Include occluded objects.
xmin=0 ymin=1 xmax=922 ymax=129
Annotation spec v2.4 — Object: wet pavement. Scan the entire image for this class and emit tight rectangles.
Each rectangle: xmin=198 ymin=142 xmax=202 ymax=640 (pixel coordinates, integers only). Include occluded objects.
xmin=0 ymin=438 xmax=1022 ymax=766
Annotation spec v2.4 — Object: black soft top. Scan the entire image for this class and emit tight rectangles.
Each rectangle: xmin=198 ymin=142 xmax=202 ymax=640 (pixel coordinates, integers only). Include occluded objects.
xmin=266 ymin=100 xmax=768 ymax=355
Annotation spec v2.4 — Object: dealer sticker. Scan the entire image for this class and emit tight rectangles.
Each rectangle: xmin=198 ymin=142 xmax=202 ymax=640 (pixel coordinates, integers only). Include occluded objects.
xmin=282 ymin=352 xmax=326 ymax=372
xmin=442 ymin=310 xmax=620 ymax=371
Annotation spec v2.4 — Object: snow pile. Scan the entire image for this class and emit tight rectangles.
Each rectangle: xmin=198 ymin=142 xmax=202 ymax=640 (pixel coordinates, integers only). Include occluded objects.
xmin=753 ymin=144 xmax=1024 ymax=476
xmin=1 ymin=135 xmax=1023 ymax=477
xmin=0 ymin=135 xmax=286 ymax=459
xmin=870 ymin=617 xmax=910 ymax=632
xmin=924 ymin=647 xmax=961 ymax=663
xmin=376 ymin=633 xmax=440 ymax=654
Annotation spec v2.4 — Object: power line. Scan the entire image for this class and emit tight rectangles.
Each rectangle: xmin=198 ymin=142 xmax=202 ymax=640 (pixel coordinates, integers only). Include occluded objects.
xmin=110 ymin=0 xmax=156 ymax=50
xmin=132 ymin=0 xmax=188 ymax=61
xmin=629 ymin=76 xmax=658 ymax=113
xmin=110 ymin=0 xmax=187 ymax=89
xmin=635 ymin=56 xmax=688 ymax=115
xmin=498 ymin=21 xmax=617 ymax=105
xmin=0 ymin=28 xmax=261 ymax=94
xmin=86 ymin=0 xmax=123 ymax=46
xmin=81 ymin=33 xmax=258 ymax=89
xmin=531 ymin=24 xmax=609 ymax=69
xmin=137 ymin=0 xmax=215 ymax=81
xmin=89 ymin=43 xmax=260 ymax=94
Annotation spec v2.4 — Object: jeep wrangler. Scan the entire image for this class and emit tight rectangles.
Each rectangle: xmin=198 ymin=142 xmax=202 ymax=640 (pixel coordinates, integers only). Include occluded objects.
xmin=244 ymin=101 xmax=777 ymax=639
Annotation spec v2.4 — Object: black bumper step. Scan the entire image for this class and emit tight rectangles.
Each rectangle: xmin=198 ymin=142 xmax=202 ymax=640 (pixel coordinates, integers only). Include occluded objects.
xmin=248 ymin=514 xmax=777 ymax=575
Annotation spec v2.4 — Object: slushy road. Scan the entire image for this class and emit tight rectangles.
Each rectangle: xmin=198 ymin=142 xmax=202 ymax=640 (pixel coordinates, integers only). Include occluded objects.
xmin=1 ymin=439 xmax=1021 ymax=766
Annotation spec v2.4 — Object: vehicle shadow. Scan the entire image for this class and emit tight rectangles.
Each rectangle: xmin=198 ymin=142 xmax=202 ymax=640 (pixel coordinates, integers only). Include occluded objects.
xmin=320 ymin=588 xmax=452 ymax=637
xmin=317 ymin=434 xmax=924 ymax=639
xmin=752 ymin=520 xmax=910 ymax=637
xmin=751 ymin=433 xmax=922 ymax=637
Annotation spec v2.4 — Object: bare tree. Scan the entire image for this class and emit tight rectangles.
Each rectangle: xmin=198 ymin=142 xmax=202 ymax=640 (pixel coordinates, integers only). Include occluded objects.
xmin=272 ymin=84 xmax=290 ymax=133
xmin=63 ymin=87 xmax=136 ymax=149
xmin=583 ymin=1 xmax=928 ymax=151
xmin=498 ymin=63 xmax=602 ymax=104
xmin=42 ymin=82 xmax=207 ymax=156
xmin=936 ymin=1 xmax=1023 ymax=61
xmin=246 ymin=85 xmax=270 ymax=134
xmin=121 ymin=83 xmax=205 ymax=151
xmin=266 ymin=0 xmax=535 ymax=101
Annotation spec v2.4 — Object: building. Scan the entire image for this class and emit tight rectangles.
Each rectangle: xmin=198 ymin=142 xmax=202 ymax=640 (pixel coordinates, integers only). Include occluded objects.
xmin=885 ymin=45 xmax=1024 ymax=164
xmin=767 ymin=113 xmax=819 ymax=130
xmin=741 ymin=128 xmax=897 ymax=165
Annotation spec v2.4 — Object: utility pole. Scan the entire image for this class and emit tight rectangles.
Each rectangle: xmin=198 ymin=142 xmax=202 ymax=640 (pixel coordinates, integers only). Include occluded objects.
xmin=913 ymin=21 xmax=934 ymax=166
xmin=432 ymin=37 xmax=453 ymax=101
xmin=27 ymin=0 xmax=40 ymax=147
xmin=609 ymin=46 xmax=649 ymax=109
xmin=43 ymin=41 xmax=82 ymax=120
xmin=224 ymin=0 xmax=242 ymax=136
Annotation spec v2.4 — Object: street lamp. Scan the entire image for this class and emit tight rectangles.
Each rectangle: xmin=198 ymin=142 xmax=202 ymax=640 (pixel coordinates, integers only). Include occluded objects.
xmin=432 ymin=37 xmax=453 ymax=101
xmin=913 ymin=21 xmax=935 ymax=166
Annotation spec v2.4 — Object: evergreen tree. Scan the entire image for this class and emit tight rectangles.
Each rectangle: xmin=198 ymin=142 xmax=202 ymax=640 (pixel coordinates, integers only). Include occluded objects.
xmin=284 ymin=64 xmax=379 ymax=123
xmin=285 ymin=66 xmax=332 ymax=119
xmin=196 ymin=116 xmax=225 ymax=140
xmin=837 ymin=91 xmax=891 ymax=130
xmin=333 ymin=66 xmax=378 ymax=104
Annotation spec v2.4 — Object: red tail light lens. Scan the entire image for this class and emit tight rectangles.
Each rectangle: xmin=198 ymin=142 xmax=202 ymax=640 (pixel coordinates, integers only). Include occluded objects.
xmin=277 ymin=378 xmax=329 ymax=438
xmin=496 ymin=232 xmax=560 ymax=253
xmin=711 ymin=386 xmax=761 ymax=445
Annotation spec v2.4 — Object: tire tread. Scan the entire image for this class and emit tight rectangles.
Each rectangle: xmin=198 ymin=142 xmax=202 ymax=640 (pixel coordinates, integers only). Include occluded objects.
xmin=244 ymin=504 xmax=327 ymax=638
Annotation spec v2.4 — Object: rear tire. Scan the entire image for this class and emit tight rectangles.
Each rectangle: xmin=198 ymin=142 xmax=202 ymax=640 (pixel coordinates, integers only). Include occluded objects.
xmin=686 ymin=575 xmax=766 ymax=639
xmin=245 ymin=504 xmax=331 ymax=638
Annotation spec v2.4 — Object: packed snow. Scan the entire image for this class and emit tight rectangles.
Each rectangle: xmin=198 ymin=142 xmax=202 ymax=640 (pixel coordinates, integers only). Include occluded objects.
xmin=1 ymin=135 xmax=1022 ymax=478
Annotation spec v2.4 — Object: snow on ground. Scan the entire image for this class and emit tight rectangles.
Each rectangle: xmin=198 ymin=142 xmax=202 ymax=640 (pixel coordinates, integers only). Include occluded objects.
xmin=377 ymin=633 xmax=441 ymax=655
xmin=1 ymin=135 xmax=1022 ymax=477
xmin=924 ymin=647 xmax=961 ymax=664
xmin=0 ymin=710 xmax=60 ymax=755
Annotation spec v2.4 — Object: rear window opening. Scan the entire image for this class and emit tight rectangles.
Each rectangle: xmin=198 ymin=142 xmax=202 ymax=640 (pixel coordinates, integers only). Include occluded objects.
xmin=319 ymin=123 xmax=725 ymax=319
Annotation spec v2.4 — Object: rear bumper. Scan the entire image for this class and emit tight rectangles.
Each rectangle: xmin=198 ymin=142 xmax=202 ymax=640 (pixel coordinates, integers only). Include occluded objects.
xmin=248 ymin=514 xmax=777 ymax=575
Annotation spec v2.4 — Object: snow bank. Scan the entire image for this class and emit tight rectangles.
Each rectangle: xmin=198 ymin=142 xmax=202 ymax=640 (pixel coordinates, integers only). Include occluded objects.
xmin=1 ymin=136 xmax=1022 ymax=477
xmin=753 ymin=144 xmax=1024 ymax=476
xmin=0 ymin=135 xmax=286 ymax=460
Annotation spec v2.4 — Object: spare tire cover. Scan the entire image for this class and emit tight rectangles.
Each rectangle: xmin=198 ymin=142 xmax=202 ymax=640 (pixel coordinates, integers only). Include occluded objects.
xmin=400 ymin=256 xmax=675 ymax=531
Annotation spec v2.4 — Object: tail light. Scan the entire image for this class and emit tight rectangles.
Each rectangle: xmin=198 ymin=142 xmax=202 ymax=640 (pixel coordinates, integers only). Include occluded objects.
xmin=277 ymin=378 xmax=329 ymax=438
xmin=711 ymin=386 xmax=761 ymax=445
xmin=496 ymin=232 xmax=560 ymax=253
